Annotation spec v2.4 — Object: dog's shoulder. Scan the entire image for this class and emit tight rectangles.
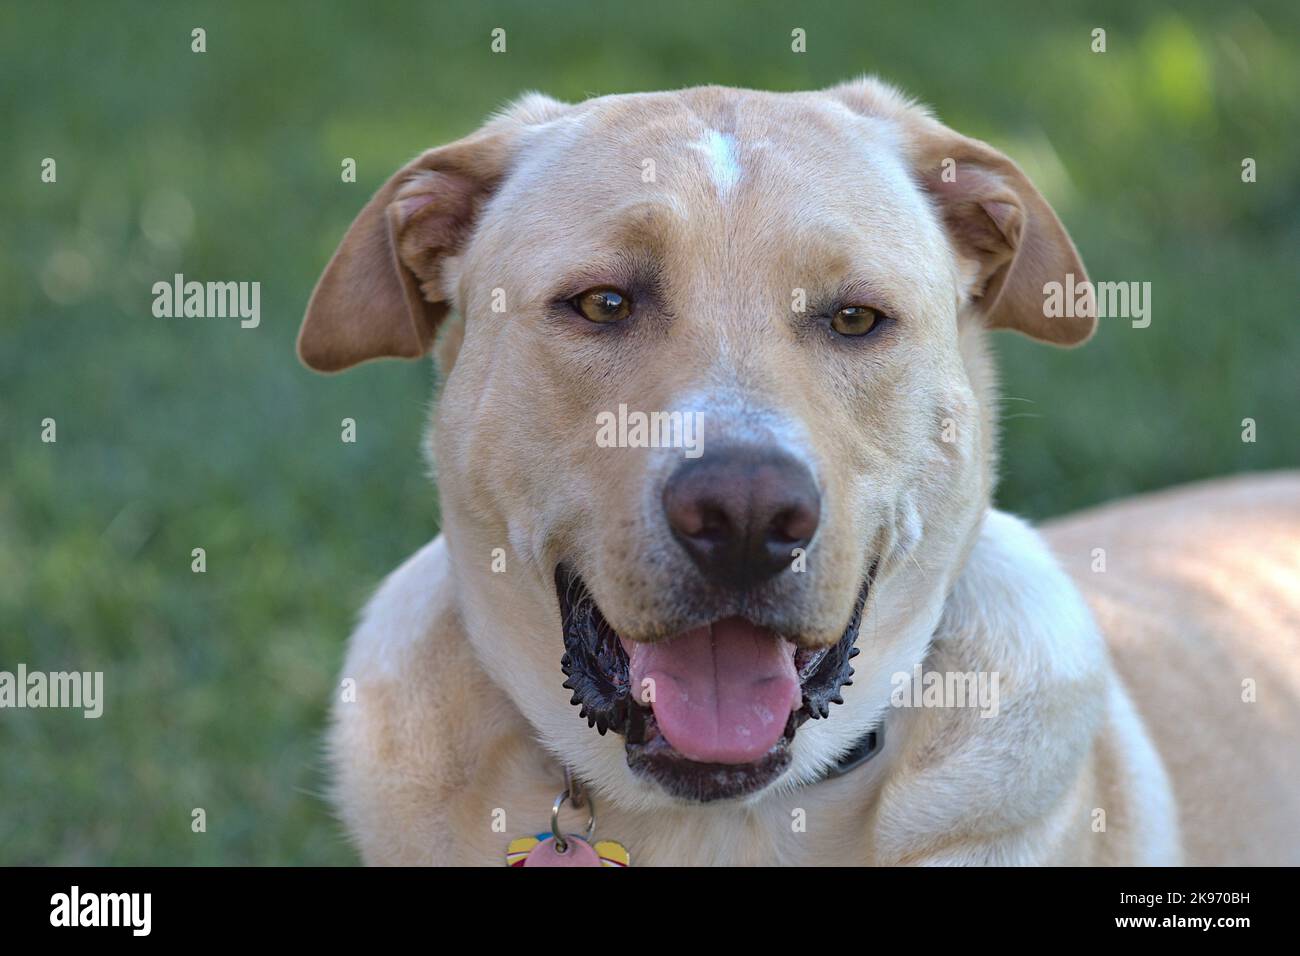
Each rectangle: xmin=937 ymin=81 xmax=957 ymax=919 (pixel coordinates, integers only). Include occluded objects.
xmin=328 ymin=537 xmax=524 ymax=864
xmin=873 ymin=510 xmax=1115 ymax=863
xmin=344 ymin=535 xmax=463 ymax=683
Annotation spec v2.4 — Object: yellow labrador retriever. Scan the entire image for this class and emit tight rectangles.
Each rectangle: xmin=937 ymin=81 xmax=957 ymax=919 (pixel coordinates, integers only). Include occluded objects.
xmin=299 ymin=79 xmax=1300 ymax=865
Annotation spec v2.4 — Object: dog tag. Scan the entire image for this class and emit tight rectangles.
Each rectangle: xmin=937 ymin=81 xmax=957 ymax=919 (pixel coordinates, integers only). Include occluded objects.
xmin=507 ymin=833 xmax=630 ymax=867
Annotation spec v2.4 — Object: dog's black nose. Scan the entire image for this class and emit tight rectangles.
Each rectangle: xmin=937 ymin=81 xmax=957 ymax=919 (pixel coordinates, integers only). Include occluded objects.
xmin=662 ymin=447 xmax=820 ymax=589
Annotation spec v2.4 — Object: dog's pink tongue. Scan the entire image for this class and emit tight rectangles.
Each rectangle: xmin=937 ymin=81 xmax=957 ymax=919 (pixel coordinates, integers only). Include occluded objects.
xmin=625 ymin=619 xmax=801 ymax=764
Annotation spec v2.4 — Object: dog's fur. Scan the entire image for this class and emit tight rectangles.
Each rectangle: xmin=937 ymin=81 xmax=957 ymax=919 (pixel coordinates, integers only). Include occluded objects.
xmin=300 ymin=79 xmax=1300 ymax=865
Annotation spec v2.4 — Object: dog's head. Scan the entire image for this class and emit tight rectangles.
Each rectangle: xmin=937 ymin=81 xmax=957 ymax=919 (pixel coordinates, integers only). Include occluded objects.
xmin=300 ymin=80 xmax=1092 ymax=807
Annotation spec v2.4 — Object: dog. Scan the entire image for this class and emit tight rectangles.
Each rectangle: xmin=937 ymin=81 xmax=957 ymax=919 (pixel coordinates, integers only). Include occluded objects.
xmin=298 ymin=78 xmax=1300 ymax=865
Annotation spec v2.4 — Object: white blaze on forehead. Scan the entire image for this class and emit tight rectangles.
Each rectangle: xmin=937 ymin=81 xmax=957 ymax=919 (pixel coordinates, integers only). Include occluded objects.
xmin=689 ymin=129 xmax=741 ymax=194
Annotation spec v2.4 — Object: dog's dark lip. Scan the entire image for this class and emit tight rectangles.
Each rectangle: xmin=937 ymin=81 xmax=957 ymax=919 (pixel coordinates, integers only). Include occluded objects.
xmin=557 ymin=563 xmax=874 ymax=800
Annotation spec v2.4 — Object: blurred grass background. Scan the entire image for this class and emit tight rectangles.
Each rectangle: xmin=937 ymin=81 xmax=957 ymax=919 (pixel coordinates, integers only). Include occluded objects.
xmin=1 ymin=0 xmax=1296 ymax=864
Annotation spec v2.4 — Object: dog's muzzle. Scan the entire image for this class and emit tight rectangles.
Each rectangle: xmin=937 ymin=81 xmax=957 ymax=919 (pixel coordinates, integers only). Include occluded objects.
xmin=557 ymin=564 xmax=872 ymax=801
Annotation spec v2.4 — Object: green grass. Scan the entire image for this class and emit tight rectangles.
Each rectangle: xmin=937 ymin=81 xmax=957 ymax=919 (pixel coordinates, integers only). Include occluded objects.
xmin=1 ymin=0 xmax=1296 ymax=864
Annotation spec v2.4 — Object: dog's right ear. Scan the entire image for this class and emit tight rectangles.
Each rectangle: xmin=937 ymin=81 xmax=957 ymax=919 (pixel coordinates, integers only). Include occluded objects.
xmin=297 ymin=144 xmax=484 ymax=372
xmin=298 ymin=94 xmax=566 ymax=372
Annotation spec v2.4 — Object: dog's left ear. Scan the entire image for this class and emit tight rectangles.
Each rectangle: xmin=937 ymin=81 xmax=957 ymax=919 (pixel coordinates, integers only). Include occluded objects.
xmin=298 ymin=93 xmax=568 ymax=372
xmin=830 ymin=79 xmax=1095 ymax=346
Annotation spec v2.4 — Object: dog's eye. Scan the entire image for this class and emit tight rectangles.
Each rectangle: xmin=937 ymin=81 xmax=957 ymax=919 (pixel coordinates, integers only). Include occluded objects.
xmin=572 ymin=287 xmax=632 ymax=324
xmin=831 ymin=305 xmax=884 ymax=337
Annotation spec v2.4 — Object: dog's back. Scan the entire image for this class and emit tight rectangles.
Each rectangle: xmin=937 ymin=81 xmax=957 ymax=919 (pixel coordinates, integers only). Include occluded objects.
xmin=1045 ymin=472 xmax=1300 ymax=865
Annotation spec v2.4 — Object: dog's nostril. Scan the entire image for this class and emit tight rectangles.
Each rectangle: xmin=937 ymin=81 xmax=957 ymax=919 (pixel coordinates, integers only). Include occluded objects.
xmin=770 ymin=504 xmax=819 ymax=544
xmin=662 ymin=447 xmax=820 ymax=589
xmin=665 ymin=498 xmax=725 ymax=541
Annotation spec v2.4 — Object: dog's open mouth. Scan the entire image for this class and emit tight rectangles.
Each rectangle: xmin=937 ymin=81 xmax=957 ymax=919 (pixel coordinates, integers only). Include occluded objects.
xmin=557 ymin=565 xmax=871 ymax=802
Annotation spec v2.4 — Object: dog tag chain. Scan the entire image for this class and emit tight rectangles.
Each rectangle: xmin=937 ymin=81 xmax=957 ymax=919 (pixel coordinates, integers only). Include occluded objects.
xmin=506 ymin=769 xmax=629 ymax=867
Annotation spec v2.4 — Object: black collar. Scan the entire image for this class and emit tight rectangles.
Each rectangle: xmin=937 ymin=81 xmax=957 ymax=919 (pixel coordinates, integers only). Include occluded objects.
xmin=819 ymin=723 xmax=884 ymax=781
